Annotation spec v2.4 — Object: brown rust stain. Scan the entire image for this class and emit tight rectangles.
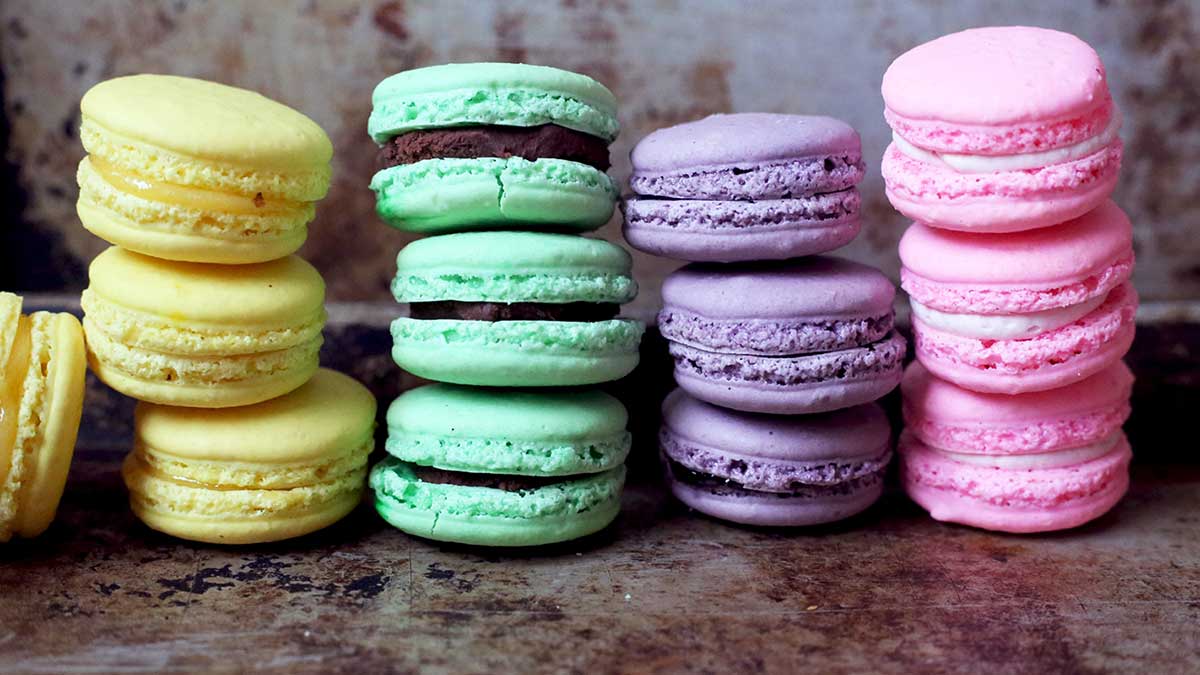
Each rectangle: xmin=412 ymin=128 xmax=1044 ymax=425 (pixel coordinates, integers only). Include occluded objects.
xmin=493 ymin=9 xmax=528 ymax=63
xmin=373 ymin=0 xmax=408 ymax=40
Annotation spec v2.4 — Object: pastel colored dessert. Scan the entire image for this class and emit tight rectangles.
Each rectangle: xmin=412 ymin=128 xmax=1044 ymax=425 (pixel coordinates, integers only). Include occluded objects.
xmin=82 ymin=247 xmax=326 ymax=408
xmin=390 ymin=231 xmax=643 ymax=386
xmin=899 ymin=361 xmax=1133 ymax=533
xmin=369 ymin=63 xmax=619 ymax=233
xmin=77 ymin=74 xmax=332 ymax=263
xmin=370 ymin=384 xmax=629 ymax=546
xmin=624 ymin=113 xmax=865 ymax=261
xmin=881 ymin=26 xmax=1122 ymax=232
xmin=659 ymin=256 xmax=905 ymax=414
xmin=900 ymin=200 xmax=1136 ymax=394
xmin=0 ymin=293 xmax=86 ymax=542
xmin=660 ymin=389 xmax=890 ymax=527
xmin=123 ymin=368 xmax=375 ymax=544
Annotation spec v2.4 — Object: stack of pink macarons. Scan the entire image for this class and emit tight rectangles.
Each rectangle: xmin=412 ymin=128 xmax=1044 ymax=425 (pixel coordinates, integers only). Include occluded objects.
xmin=881 ymin=27 xmax=1136 ymax=533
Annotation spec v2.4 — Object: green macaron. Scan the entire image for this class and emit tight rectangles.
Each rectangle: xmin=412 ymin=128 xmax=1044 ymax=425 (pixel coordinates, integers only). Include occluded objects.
xmin=368 ymin=63 xmax=620 ymax=234
xmin=390 ymin=231 xmax=644 ymax=387
xmin=369 ymin=384 xmax=629 ymax=546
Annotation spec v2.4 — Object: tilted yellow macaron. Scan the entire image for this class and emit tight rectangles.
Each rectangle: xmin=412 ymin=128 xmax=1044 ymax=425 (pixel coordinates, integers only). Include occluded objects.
xmin=77 ymin=74 xmax=332 ymax=264
xmin=82 ymin=246 xmax=326 ymax=408
xmin=0 ymin=293 xmax=87 ymax=542
xmin=122 ymin=368 xmax=376 ymax=544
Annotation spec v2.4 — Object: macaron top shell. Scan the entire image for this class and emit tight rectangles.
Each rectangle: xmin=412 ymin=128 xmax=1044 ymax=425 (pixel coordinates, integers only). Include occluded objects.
xmin=392 ymin=231 xmax=636 ymax=303
xmin=662 ymin=389 xmax=889 ymax=464
xmin=903 ymin=360 xmax=1133 ymax=428
xmin=82 ymin=75 xmax=332 ymax=191
xmin=882 ymin=26 xmax=1108 ymax=129
xmin=389 ymin=384 xmax=627 ymax=446
xmin=369 ymin=62 xmax=619 ymax=143
xmin=136 ymin=368 xmax=376 ymax=464
xmin=900 ymin=200 xmax=1131 ymax=286
xmin=662 ymin=256 xmax=895 ymax=320
xmin=87 ymin=247 xmax=325 ymax=328
xmin=630 ymin=113 xmax=860 ymax=173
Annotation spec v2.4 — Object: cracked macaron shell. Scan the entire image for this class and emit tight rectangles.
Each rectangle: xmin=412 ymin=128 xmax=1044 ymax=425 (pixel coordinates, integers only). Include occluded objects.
xmin=392 ymin=230 xmax=636 ymax=304
xmin=368 ymin=62 xmax=619 ymax=144
xmin=371 ymin=156 xmax=617 ymax=233
xmin=370 ymin=457 xmax=624 ymax=546
xmin=386 ymin=384 xmax=630 ymax=476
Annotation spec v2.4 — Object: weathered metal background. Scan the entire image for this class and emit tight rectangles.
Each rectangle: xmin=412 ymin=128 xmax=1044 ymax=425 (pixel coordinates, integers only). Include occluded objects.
xmin=1 ymin=0 xmax=1197 ymax=313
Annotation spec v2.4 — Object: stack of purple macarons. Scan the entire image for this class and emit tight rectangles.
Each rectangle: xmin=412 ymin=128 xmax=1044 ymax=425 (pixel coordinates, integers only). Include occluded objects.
xmin=623 ymin=113 xmax=906 ymax=527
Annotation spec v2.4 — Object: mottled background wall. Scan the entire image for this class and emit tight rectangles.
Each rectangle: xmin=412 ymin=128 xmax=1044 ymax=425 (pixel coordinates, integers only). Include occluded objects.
xmin=2 ymin=0 xmax=1197 ymax=315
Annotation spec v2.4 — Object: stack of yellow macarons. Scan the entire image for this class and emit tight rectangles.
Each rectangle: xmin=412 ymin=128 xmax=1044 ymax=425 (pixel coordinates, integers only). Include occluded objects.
xmin=0 ymin=293 xmax=87 ymax=542
xmin=76 ymin=75 xmax=376 ymax=544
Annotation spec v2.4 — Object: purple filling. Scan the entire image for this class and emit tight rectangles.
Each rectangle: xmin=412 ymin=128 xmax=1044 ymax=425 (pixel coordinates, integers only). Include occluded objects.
xmin=630 ymin=154 xmax=865 ymax=201
xmin=664 ymin=455 xmax=885 ymax=500
xmin=658 ymin=310 xmax=894 ymax=356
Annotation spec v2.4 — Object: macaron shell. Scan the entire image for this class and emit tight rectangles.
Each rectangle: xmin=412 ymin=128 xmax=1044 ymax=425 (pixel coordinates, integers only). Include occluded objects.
xmin=369 ymin=459 xmax=623 ymax=546
xmin=913 ymin=283 xmax=1136 ymax=394
xmin=881 ymin=27 xmax=1111 ymax=151
xmin=882 ymin=141 xmax=1122 ymax=232
xmin=902 ymin=361 xmax=1133 ymax=454
xmin=371 ymin=157 xmax=617 ymax=234
xmin=900 ymin=432 xmax=1131 ymax=533
xmin=622 ymin=193 xmax=861 ymax=262
xmin=385 ymin=384 xmax=630 ymax=476
xmin=368 ymin=62 xmax=619 ymax=143
xmin=391 ymin=318 xmax=643 ymax=387
xmin=668 ymin=331 xmax=905 ymax=414
xmin=12 ymin=313 xmax=86 ymax=538
xmin=664 ymin=462 xmax=883 ymax=527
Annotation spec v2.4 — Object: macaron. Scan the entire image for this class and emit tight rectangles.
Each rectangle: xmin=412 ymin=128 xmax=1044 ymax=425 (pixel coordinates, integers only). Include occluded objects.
xmin=659 ymin=256 xmax=905 ymax=414
xmin=660 ymin=389 xmax=890 ymax=527
xmin=82 ymin=247 xmax=326 ymax=407
xmin=900 ymin=201 xmax=1136 ymax=394
xmin=370 ymin=384 xmax=629 ymax=546
xmin=624 ymin=113 xmax=865 ymax=261
xmin=122 ymin=368 xmax=375 ymax=544
xmin=0 ymin=293 xmax=86 ymax=542
xmin=390 ymin=231 xmax=643 ymax=386
xmin=899 ymin=361 xmax=1133 ymax=533
xmin=369 ymin=63 xmax=619 ymax=233
xmin=77 ymin=74 xmax=332 ymax=263
xmin=881 ymin=26 xmax=1122 ymax=232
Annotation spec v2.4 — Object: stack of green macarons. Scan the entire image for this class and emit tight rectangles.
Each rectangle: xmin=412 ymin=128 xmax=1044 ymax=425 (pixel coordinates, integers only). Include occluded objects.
xmin=366 ymin=63 xmax=644 ymax=546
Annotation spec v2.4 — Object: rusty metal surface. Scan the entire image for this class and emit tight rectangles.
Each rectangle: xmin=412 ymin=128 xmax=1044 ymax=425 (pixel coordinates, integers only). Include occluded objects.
xmin=3 ymin=0 xmax=1200 ymax=313
xmin=0 ymin=309 xmax=1197 ymax=673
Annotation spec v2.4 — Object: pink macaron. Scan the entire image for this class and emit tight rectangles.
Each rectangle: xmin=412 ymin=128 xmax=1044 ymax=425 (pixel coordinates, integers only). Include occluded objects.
xmin=881 ymin=26 xmax=1122 ymax=232
xmin=900 ymin=200 xmax=1136 ymax=394
xmin=899 ymin=361 xmax=1133 ymax=533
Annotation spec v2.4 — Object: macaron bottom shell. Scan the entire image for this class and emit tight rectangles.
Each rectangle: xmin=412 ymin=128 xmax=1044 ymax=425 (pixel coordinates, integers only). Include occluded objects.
xmin=122 ymin=455 xmax=366 ymax=545
xmin=899 ymin=432 xmax=1131 ymax=534
xmin=664 ymin=461 xmax=884 ymax=527
xmin=391 ymin=317 xmax=643 ymax=387
xmin=371 ymin=157 xmax=617 ymax=234
xmin=370 ymin=459 xmax=624 ymax=547
xmin=667 ymin=332 xmax=905 ymax=414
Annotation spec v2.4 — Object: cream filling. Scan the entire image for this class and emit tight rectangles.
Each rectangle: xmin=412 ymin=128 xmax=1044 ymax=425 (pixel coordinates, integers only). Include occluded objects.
xmin=894 ymin=109 xmax=1122 ymax=173
xmin=935 ymin=432 xmax=1121 ymax=470
xmin=909 ymin=292 xmax=1107 ymax=340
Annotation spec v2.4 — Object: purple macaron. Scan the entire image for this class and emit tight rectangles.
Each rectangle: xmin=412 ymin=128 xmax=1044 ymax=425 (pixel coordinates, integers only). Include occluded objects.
xmin=660 ymin=256 xmax=906 ymax=414
xmin=661 ymin=389 xmax=891 ymax=526
xmin=623 ymin=113 xmax=865 ymax=262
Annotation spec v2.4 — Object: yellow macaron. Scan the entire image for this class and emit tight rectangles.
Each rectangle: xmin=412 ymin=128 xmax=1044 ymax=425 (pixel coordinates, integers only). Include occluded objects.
xmin=0 ymin=293 xmax=87 ymax=542
xmin=77 ymin=74 xmax=332 ymax=264
xmin=82 ymin=246 xmax=326 ymax=408
xmin=122 ymin=368 xmax=375 ymax=544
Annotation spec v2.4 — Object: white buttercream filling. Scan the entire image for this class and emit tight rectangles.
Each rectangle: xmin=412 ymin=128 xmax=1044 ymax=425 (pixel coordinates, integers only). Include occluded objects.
xmin=934 ymin=432 xmax=1121 ymax=470
xmin=909 ymin=292 xmax=1107 ymax=340
xmin=894 ymin=109 xmax=1122 ymax=173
